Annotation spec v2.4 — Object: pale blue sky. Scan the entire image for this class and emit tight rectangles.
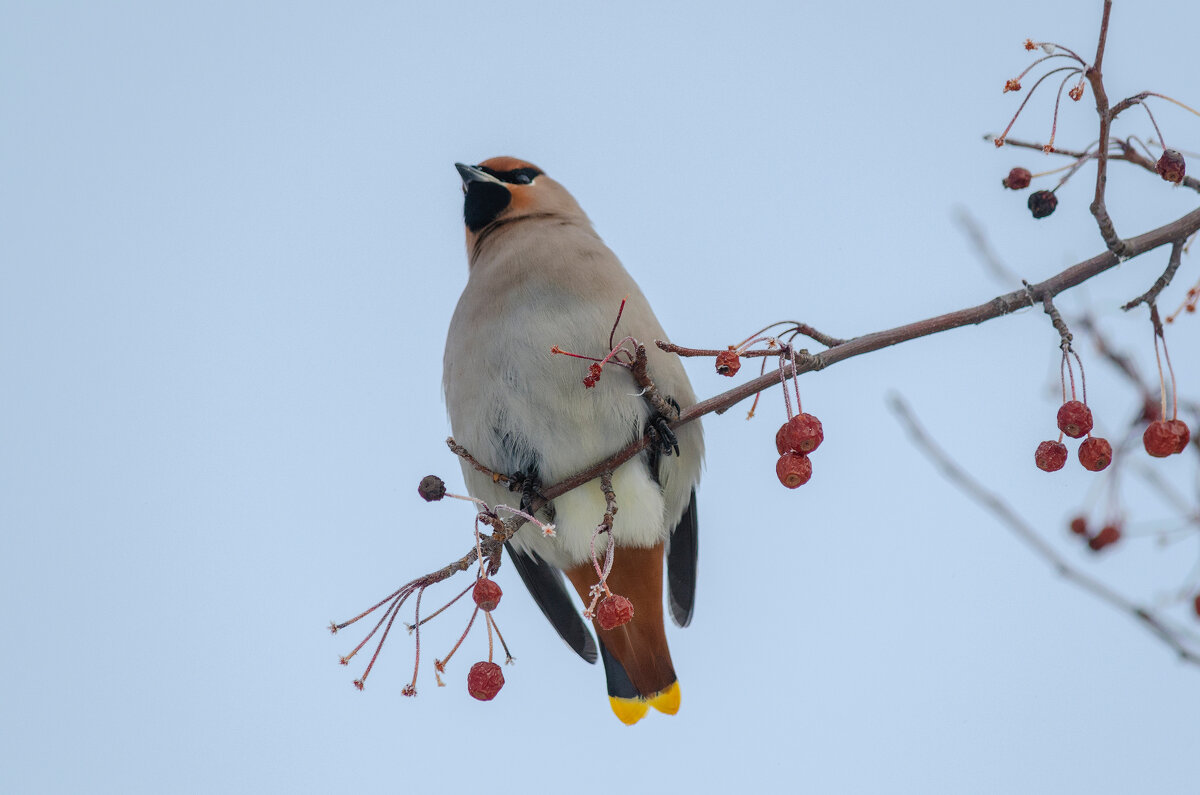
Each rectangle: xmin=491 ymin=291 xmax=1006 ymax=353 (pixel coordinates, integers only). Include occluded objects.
xmin=3 ymin=2 xmax=1199 ymax=793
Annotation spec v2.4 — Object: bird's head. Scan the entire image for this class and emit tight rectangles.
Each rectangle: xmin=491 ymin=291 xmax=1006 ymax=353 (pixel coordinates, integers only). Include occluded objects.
xmin=455 ymin=157 xmax=589 ymax=258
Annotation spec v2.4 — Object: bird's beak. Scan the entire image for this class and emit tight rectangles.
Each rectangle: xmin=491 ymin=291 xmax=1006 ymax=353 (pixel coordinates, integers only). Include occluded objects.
xmin=455 ymin=162 xmax=502 ymax=186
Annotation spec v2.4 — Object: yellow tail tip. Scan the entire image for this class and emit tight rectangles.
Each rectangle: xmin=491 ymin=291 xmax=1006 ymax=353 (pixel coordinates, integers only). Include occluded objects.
xmin=609 ymin=696 xmax=650 ymax=725
xmin=608 ymin=682 xmax=682 ymax=724
xmin=648 ymin=681 xmax=681 ymax=715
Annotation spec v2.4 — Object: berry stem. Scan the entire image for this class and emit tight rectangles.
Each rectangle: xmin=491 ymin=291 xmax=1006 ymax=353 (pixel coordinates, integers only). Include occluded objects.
xmin=1140 ymin=102 xmax=1168 ymax=151
xmin=607 ymin=298 xmax=627 ymax=352
xmin=406 ymin=585 xmax=426 ymax=695
xmin=779 ymin=345 xmax=795 ymax=421
xmin=485 ymin=609 xmax=495 ymax=663
xmin=996 ymin=66 xmax=1084 ymax=147
xmin=1072 ymin=349 xmax=1088 ymax=405
xmin=407 ymin=582 xmax=474 ymax=629
xmin=488 ymin=613 xmax=515 ymax=663
xmin=1152 ymin=316 xmax=1167 ymax=421
xmin=1046 ymin=69 xmax=1085 ymax=152
xmin=438 ymin=606 xmax=479 ymax=671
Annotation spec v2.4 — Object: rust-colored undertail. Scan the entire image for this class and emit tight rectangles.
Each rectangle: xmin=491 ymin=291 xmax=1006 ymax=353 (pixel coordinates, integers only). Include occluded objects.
xmin=564 ymin=541 xmax=679 ymax=725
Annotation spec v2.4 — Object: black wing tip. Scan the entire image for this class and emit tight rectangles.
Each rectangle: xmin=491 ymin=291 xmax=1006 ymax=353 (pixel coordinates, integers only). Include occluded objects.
xmin=666 ymin=489 xmax=699 ymax=628
xmin=504 ymin=542 xmax=598 ymax=664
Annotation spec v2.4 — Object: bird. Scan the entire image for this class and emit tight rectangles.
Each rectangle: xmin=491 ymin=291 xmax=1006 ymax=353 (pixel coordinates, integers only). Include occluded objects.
xmin=443 ymin=157 xmax=703 ymax=724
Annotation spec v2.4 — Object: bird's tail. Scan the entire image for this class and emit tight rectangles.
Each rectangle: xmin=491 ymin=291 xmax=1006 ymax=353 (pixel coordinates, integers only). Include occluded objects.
xmin=565 ymin=542 xmax=680 ymax=725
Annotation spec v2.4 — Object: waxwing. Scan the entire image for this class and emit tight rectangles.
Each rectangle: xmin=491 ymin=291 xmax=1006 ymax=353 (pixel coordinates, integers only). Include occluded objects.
xmin=444 ymin=157 xmax=703 ymax=724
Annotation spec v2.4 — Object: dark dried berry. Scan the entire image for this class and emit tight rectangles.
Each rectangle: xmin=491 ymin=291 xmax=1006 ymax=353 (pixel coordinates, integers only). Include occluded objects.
xmin=1088 ymin=524 xmax=1121 ymax=551
xmin=1144 ymin=420 xmax=1177 ymax=457
xmin=715 ymin=349 xmax=741 ymax=377
xmin=1078 ymin=437 xmax=1112 ymax=472
xmin=472 ymin=578 xmax=503 ymax=612
xmin=776 ymin=452 xmax=813 ymax=488
xmin=467 ymin=661 xmax=505 ymax=701
xmin=1193 ymin=593 xmax=1200 ymax=619
xmin=418 ymin=475 xmax=446 ymax=502
xmin=1035 ymin=440 xmax=1068 ymax=472
xmin=596 ymin=594 xmax=635 ymax=630
xmin=1028 ymin=190 xmax=1058 ymax=218
xmin=1003 ymin=167 xmax=1032 ymax=189
xmin=1156 ymin=149 xmax=1186 ymax=184
xmin=1056 ymin=400 xmax=1093 ymax=438
xmin=1069 ymin=516 xmax=1088 ymax=536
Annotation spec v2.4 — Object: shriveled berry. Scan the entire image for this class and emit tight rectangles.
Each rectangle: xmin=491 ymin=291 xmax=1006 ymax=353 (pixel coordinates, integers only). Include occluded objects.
xmin=1193 ymin=593 xmax=1200 ymax=619
xmin=1003 ymin=167 xmax=1032 ymax=189
xmin=1143 ymin=420 xmax=1177 ymax=457
xmin=1028 ymin=190 xmax=1058 ymax=219
xmin=1035 ymin=440 xmax=1068 ymax=472
xmin=1078 ymin=437 xmax=1112 ymax=472
xmin=776 ymin=452 xmax=813 ymax=488
xmin=466 ymin=661 xmax=505 ymax=701
xmin=782 ymin=413 xmax=824 ymax=454
xmin=775 ymin=423 xmax=790 ymax=455
xmin=418 ymin=475 xmax=446 ymax=502
xmin=715 ymin=349 xmax=741 ymax=377
xmin=1088 ymin=524 xmax=1121 ymax=551
xmin=1069 ymin=516 xmax=1088 ymax=536
xmin=1156 ymin=149 xmax=1186 ymax=184
xmin=472 ymin=578 xmax=503 ymax=612
xmin=1056 ymin=400 xmax=1094 ymax=438
xmin=1166 ymin=419 xmax=1191 ymax=453
xmin=595 ymin=594 xmax=634 ymax=630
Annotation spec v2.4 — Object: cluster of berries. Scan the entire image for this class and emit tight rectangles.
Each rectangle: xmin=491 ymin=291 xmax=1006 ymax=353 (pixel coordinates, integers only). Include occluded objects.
xmin=1002 ymin=167 xmax=1060 ymax=219
xmin=1035 ymin=400 xmax=1112 ymax=472
xmin=465 ymin=578 xmax=506 ymax=700
xmin=775 ymin=413 xmax=823 ymax=488
xmin=1068 ymin=515 xmax=1121 ymax=552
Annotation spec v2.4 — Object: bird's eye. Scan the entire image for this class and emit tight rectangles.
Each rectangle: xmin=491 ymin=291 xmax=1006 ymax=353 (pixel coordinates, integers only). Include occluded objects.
xmin=513 ymin=173 xmax=532 ymax=185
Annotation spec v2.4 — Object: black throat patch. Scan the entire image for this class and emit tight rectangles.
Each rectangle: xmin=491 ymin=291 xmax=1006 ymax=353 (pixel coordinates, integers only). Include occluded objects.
xmin=463 ymin=181 xmax=512 ymax=232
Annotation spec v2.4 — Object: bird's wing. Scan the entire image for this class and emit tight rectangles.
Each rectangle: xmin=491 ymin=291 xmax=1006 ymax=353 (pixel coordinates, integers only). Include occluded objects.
xmin=666 ymin=488 xmax=699 ymax=628
xmin=505 ymin=541 xmax=598 ymax=663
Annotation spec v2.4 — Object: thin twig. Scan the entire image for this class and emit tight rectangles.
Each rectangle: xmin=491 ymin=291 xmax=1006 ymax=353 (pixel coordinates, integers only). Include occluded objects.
xmin=1123 ymin=239 xmax=1186 ymax=311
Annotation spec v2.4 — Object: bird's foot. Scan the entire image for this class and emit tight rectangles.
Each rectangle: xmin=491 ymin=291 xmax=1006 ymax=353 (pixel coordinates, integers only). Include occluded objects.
xmin=646 ymin=396 xmax=682 ymax=457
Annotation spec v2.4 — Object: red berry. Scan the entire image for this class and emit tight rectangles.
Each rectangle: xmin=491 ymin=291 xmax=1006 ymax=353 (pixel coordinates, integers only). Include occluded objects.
xmin=466 ymin=661 xmax=505 ymax=701
xmin=1035 ymin=440 xmax=1068 ymax=472
xmin=472 ymin=578 xmax=503 ymax=612
xmin=1156 ymin=149 xmax=1186 ymax=184
xmin=595 ymin=594 xmax=634 ymax=630
xmin=1193 ymin=593 xmax=1200 ymax=619
xmin=783 ymin=413 xmax=824 ymax=454
xmin=1068 ymin=516 xmax=1088 ymax=536
xmin=1028 ymin=190 xmax=1058 ymax=218
xmin=1144 ymin=420 xmax=1177 ymax=457
xmin=775 ymin=423 xmax=789 ymax=455
xmin=776 ymin=452 xmax=813 ymax=488
xmin=1056 ymin=400 xmax=1093 ymax=438
xmin=1003 ymin=167 xmax=1032 ymax=189
xmin=1166 ymin=419 xmax=1191 ymax=453
xmin=1088 ymin=524 xmax=1121 ymax=551
xmin=1078 ymin=437 xmax=1112 ymax=472
xmin=715 ymin=349 xmax=741 ymax=377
